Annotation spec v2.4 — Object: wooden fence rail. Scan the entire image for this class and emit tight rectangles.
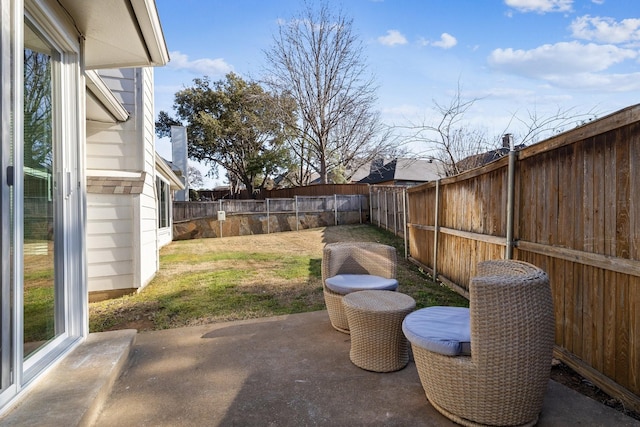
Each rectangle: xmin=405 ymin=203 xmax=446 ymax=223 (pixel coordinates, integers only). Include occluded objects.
xmin=262 ymin=183 xmax=370 ymax=199
xmin=407 ymin=104 xmax=640 ymax=411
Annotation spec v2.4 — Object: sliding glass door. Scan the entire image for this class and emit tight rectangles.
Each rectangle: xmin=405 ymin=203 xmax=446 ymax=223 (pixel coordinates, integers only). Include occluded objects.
xmin=0 ymin=0 xmax=13 ymax=399
xmin=0 ymin=5 xmax=85 ymax=407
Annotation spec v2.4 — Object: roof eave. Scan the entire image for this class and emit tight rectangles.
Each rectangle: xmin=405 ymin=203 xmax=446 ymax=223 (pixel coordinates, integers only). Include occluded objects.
xmin=85 ymin=70 xmax=129 ymax=122
xmin=130 ymin=0 xmax=170 ymax=66
xmin=155 ymin=153 xmax=186 ymax=190
xmin=57 ymin=0 xmax=169 ymax=69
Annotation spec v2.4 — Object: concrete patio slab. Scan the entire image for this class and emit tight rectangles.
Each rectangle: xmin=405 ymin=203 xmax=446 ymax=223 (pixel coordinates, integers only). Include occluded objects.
xmin=2 ymin=311 xmax=637 ymax=426
xmin=92 ymin=311 xmax=639 ymax=427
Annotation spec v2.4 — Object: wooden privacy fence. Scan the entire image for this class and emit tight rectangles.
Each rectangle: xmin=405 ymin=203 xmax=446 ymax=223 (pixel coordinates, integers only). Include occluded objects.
xmin=262 ymin=183 xmax=370 ymax=199
xmin=174 ymin=194 xmax=368 ymax=226
xmin=369 ymin=185 xmax=409 ymax=257
xmin=407 ymin=104 xmax=640 ymax=411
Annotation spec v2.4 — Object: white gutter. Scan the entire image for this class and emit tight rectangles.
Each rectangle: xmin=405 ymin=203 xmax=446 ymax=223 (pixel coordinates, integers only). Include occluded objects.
xmin=131 ymin=0 xmax=170 ymax=66
xmin=155 ymin=153 xmax=186 ymax=190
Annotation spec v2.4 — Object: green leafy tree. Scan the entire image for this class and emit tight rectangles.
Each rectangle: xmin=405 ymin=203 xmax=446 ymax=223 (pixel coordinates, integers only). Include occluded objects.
xmin=156 ymin=73 xmax=295 ymax=196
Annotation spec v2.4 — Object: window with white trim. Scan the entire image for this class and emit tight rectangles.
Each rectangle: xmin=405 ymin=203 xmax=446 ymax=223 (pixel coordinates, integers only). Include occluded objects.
xmin=156 ymin=176 xmax=170 ymax=229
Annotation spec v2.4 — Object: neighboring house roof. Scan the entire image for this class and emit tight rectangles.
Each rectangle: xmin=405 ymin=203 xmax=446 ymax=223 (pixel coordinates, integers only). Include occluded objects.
xmin=347 ymin=163 xmax=373 ymax=182
xmin=358 ymin=158 xmax=443 ymax=185
xmin=57 ymin=0 xmax=169 ymax=69
xmin=156 ymin=155 xmax=186 ymax=191
xmin=457 ymin=144 xmax=525 ymax=171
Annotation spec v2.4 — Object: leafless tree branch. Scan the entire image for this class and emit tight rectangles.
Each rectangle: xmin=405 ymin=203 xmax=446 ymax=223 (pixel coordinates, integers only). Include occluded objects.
xmin=264 ymin=1 xmax=395 ymax=184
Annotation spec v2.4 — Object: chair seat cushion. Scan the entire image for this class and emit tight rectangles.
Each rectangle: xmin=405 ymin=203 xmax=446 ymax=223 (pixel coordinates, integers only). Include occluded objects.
xmin=325 ymin=274 xmax=398 ymax=295
xmin=402 ymin=306 xmax=471 ymax=356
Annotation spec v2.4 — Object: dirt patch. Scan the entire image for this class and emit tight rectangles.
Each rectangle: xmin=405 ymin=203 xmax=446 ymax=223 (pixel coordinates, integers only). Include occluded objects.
xmin=550 ymin=360 xmax=640 ymax=421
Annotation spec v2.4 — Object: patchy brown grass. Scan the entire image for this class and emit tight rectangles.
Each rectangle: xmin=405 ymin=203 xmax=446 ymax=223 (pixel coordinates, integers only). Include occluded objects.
xmin=89 ymin=224 xmax=467 ymax=332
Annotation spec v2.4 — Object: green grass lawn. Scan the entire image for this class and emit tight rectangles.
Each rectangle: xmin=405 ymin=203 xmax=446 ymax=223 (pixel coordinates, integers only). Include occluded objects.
xmin=89 ymin=224 xmax=468 ymax=332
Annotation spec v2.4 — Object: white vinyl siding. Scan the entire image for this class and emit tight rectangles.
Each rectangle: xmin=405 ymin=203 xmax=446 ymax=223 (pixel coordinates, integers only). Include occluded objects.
xmin=86 ymin=67 xmax=162 ymax=293
xmin=86 ymin=68 xmax=138 ymax=171
xmin=86 ymin=194 xmax=134 ymax=292
xmin=138 ymin=67 xmax=159 ymax=286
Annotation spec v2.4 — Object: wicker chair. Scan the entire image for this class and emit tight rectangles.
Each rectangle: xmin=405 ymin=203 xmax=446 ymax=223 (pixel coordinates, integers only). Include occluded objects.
xmin=321 ymin=242 xmax=398 ymax=333
xmin=404 ymin=260 xmax=555 ymax=427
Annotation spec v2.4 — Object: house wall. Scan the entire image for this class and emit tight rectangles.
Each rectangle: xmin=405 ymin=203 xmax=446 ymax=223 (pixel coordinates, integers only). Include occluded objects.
xmin=138 ymin=67 xmax=160 ymax=286
xmin=86 ymin=68 xmax=137 ymax=171
xmin=158 ymin=224 xmax=173 ymax=247
xmin=86 ymin=194 xmax=134 ymax=290
xmin=86 ymin=67 xmax=160 ymax=298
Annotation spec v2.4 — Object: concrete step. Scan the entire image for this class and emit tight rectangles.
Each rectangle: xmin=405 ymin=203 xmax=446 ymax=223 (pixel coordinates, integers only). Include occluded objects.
xmin=0 ymin=329 xmax=136 ymax=427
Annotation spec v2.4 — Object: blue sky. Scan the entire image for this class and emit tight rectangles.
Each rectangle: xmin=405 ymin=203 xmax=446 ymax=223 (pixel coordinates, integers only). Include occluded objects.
xmin=154 ymin=0 xmax=640 ymax=188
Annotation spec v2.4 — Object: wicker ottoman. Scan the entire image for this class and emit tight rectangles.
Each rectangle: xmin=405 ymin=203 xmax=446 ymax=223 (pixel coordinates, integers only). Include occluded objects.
xmin=342 ymin=290 xmax=416 ymax=372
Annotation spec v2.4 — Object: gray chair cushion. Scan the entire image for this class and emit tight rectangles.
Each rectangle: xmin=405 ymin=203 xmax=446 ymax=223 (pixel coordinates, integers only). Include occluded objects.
xmin=402 ymin=306 xmax=471 ymax=356
xmin=325 ymin=274 xmax=398 ymax=295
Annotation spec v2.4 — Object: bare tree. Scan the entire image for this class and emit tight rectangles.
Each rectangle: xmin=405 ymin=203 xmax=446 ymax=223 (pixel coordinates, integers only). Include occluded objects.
xmin=24 ymin=49 xmax=53 ymax=170
xmin=401 ymin=83 xmax=599 ymax=176
xmin=402 ymin=85 xmax=491 ymax=176
xmin=264 ymin=1 xmax=394 ymax=184
xmin=505 ymin=105 xmax=598 ymax=146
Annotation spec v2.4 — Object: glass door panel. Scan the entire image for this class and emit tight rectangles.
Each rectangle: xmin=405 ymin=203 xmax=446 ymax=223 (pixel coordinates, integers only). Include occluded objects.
xmin=23 ymin=22 xmax=60 ymax=359
xmin=0 ymin=7 xmax=14 ymax=392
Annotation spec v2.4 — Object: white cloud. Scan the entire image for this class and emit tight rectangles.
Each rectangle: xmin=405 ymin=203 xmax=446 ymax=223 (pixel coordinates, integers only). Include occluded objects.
xmin=382 ymin=104 xmax=424 ymax=118
xmin=470 ymin=87 xmax=574 ymax=104
xmin=504 ymin=0 xmax=573 ymax=13
xmin=570 ymin=15 xmax=640 ymax=44
xmin=488 ymin=41 xmax=636 ymax=77
xmin=488 ymin=41 xmax=640 ymax=91
xmin=418 ymin=33 xmax=458 ymax=49
xmin=473 ymin=87 xmax=536 ymax=99
xmin=168 ymin=51 xmax=233 ymax=76
xmin=432 ymin=33 xmax=458 ymax=49
xmin=546 ymin=72 xmax=640 ymax=92
xmin=378 ymin=30 xmax=408 ymax=46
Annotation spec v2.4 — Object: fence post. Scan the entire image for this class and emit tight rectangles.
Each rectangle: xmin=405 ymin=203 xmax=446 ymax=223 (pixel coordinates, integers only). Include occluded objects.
xmin=433 ymin=179 xmax=440 ymax=280
xmin=334 ymin=194 xmax=338 ymax=226
xmin=384 ymin=189 xmax=388 ymax=230
xmin=359 ymin=194 xmax=362 ymax=224
xmin=376 ymin=189 xmax=380 ymax=227
xmin=505 ymin=134 xmax=516 ymax=259
xmin=295 ymin=195 xmax=299 ymax=231
xmin=369 ymin=187 xmax=373 ymax=224
xmin=403 ymin=187 xmax=408 ymax=260
xmin=267 ymin=199 xmax=270 ymax=234
xmin=219 ymin=200 xmax=223 ymax=238
xmin=393 ymin=190 xmax=398 ymax=236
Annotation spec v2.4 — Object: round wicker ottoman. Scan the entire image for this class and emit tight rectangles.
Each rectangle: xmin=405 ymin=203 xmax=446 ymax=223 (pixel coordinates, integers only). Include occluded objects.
xmin=342 ymin=290 xmax=416 ymax=372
